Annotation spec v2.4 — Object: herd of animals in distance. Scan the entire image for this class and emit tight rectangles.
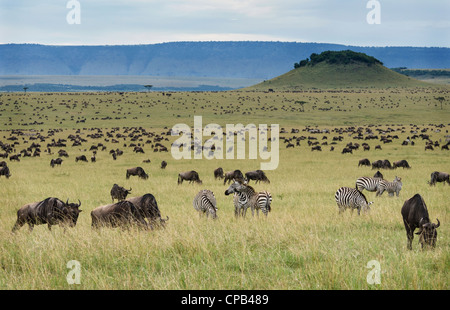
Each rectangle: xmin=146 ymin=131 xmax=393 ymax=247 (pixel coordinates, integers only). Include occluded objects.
xmin=1 ymin=121 xmax=448 ymax=251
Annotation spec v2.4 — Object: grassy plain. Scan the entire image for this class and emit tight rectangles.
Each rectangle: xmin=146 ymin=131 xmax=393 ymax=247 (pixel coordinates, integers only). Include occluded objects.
xmin=0 ymin=87 xmax=449 ymax=290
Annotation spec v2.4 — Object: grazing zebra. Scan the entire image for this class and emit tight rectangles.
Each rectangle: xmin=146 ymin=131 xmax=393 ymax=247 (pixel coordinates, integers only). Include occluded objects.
xmin=376 ymin=176 xmax=402 ymax=197
xmin=193 ymin=190 xmax=218 ymax=219
xmin=225 ymin=180 xmax=272 ymax=218
xmin=335 ymin=187 xmax=373 ymax=215
xmin=355 ymin=176 xmax=384 ymax=193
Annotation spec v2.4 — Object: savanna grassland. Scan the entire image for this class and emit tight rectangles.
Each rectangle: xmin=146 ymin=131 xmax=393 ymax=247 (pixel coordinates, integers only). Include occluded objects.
xmin=0 ymin=86 xmax=449 ymax=290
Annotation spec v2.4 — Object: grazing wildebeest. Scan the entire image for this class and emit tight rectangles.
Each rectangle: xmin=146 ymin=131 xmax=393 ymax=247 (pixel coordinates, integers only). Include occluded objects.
xmin=311 ymin=145 xmax=322 ymax=151
xmin=358 ymin=158 xmax=371 ymax=167
xmin=245 ymin=170 xmax=270 ymax=184
xmin=428 ymin=171 xmax=450 ymax=186
xmin=0 ymin=166 xmax=11 ymax=178
xmin=401 ymin=194 xmax=440 ymax=250
xmin=393 ymin=160 xmax=411 ymax=169
xmin=127 ymin=194 xmax=168 ymax=229
xmin=126 ymin=167 xmax=149 ymax=180
xmin=178 ymin=170 xmax=202 ymax=185
xmin=381 ymin=159 xmax=393 ymax=169
xmin=341 ymin=147 xmax=352 ymax=154
xmin=110 ymin=183 xmax=132 ymax=202
xmin=12 ymin=197 xmax=82 ymax=232
xmin=75 ymin=155 xmax=88 ymax=162
xmin=50 ymin=158 xmax=63 ymax=167
xmin=91 ymin=201 xmax=149 ymax=230
xmin=160 ymin=160 xmax=167 ymax=169
xmin=9 ymin=154 xmax=20 ymax=162
xmin=371 ymin=160 xmax=383 ymax=169
xmin=214 ymin=167 xmax=224 ymax=179
xmin=223 ymin=169 xmax=244 ymax=184
xmin=373 ymin=170 xmax=384 ymax=179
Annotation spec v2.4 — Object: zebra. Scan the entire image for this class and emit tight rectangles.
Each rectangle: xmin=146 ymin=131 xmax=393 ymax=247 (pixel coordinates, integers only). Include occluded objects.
xmin=225 ymin=180 xmax=272 ymax=218
xmin=193 ymin=189 xmax=218 ymax=219
xmin=376 ymin=176 xmax=402 ymax=197
xmin=355 ymin=176 xmax=384 ymax=193
xmin=335 ymin=187 xmax=373 ymax=215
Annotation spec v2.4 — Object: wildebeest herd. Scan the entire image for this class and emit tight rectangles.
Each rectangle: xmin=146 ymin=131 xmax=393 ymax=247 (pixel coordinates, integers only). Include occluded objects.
xmin=3 ymin=123 xmax=448 ymax=251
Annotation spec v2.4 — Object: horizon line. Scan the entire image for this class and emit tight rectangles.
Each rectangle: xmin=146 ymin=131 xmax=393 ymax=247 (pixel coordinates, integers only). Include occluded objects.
xmin=1 ymin=40 xmax=449 ymax=49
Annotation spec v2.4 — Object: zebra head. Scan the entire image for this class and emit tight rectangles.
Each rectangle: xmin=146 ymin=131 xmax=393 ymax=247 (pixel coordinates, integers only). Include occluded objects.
xmin=363 ymin=201 xmax=374 ymax=213
xmin=224 ymin=179 xmax=247 ymax=196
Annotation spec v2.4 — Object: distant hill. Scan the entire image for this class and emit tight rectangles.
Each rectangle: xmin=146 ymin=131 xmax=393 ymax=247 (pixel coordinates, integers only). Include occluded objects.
xmin=245 ymin=50 xmax=435 ymax=91
xmin=1 ymin=42 xmax=449 ymax=80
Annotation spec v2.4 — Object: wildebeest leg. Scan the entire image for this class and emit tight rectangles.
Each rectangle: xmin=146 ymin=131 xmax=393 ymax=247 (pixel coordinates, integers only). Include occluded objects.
xmin=403 ymin=220 xmax=414 ymax=250
xmin=47 ymin=224 xmax=52 ymax=231
xmin=11 ymin=219 xmax=24 ymax=233
xmin=28 ymin=223 xmax=34 ymax=232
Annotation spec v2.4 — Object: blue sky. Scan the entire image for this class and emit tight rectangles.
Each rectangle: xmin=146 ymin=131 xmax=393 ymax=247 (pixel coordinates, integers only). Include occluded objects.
xmin=0 ymin=0 xmax=448 ymax=47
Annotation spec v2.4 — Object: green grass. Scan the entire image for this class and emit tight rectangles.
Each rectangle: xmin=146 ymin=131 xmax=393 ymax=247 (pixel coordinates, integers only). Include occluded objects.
xmin=246 ymin=62 xmax=438 ymax=91
xmin=0 ymin=88 xmax=449 ymax=290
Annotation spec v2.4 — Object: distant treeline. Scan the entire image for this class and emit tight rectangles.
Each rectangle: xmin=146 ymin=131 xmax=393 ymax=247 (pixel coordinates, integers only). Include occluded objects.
xmin=294 ymin=50 xmax=383 ymax=68
xmin=391 ymin=68 xmax=450 ymax=78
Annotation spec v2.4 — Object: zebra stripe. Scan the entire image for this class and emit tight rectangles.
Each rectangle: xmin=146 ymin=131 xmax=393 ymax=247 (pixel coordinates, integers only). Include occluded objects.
xmin=253 ymin=190 xmax=272 ymax=217
xmin=335 ymin=187 xmax=372 ymax=215
xmin=193 ymin=190 xmax=217 ymax=219
xmin=376 ymin=176 xmax=402 ymax=197
xmin=356 ymin=176 xmax=384 ymax=192
xmin=225 ymin=181 xmax=272 ymax=218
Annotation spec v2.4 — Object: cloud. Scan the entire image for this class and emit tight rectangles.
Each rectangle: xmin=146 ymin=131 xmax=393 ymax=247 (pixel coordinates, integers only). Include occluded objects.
xmin=0 ymin=0 xmax=448 ymax=47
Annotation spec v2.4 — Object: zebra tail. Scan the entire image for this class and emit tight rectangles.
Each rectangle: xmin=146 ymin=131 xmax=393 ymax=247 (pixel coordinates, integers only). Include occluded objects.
xmin=265 ymin=192 xmax=272 ymax=212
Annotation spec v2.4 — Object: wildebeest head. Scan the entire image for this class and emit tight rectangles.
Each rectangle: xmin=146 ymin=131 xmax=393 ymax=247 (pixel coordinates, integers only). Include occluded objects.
xmin=63 ymin=199 xmax=83 ymax=227
xmin=416 ymin=218 xmax=440 ymax=248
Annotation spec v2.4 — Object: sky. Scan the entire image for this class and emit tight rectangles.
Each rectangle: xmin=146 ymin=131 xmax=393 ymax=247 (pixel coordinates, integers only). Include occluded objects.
xmin=0 ymin=0 xmax=449 ymax=47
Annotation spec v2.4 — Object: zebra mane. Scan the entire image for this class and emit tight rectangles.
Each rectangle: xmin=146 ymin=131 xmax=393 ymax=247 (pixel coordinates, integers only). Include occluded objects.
xmin=356 ymin=188 xmax=368 ymax=203
xmin=243 ymin=183 xmax=256 ymax=193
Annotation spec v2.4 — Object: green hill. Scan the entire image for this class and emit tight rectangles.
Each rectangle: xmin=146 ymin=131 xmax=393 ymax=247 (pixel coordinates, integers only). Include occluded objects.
xmin=245 ymin=50 xmax=436 ymax=91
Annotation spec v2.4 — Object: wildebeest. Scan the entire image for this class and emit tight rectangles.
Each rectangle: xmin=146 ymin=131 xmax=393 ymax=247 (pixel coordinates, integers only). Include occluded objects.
xmin=341 ymin=147 xmax=352 ymax=154
xmin=127 ymin=194 xmax=168 ymax=229
xmin=401 ymin=194 xmax=440 ymax=250
xmin=75 ymin=155 xmax=88 ymax=162
xmin=110 ymin=183 xmax=132 ymax=202
xmin=245 ymin=170 xmax=270 ymax=184
xmin=160 ymin=160 xmax=167 ymax=169
xmin=358 ymin=158 xmax=370 ymax=167
xmin=373 ymin=170 xmax=384 ymax=179
xmin=126 ymin=167 xmax=149 ymax=180
xmin=223 ymin=169 xmax=244 ymax=184
xmin=178 ymin=170 xmax=202 ymax=185
xmin=12 ymin=197 xmax=82 ymax=232
xmin=393 ymin=160 xmax=411 ymax=169
xmin=0 ymin=165 xmax=11 ymax=178
xmin=214 ymin=167 xmax=224 ymax=179
xmin=428 ymin=171 xmax=450 ymax=186
xmin=91 ymin=201 xmax=149 ymax=230
xmin=50 ymin=158 xmax=63 ymax=167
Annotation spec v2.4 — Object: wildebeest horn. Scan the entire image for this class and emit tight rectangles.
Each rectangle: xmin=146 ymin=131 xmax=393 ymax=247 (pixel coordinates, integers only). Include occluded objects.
xmin=78 ymin=199 xmax=81 ymax=207
xmin=66 ymin=198 xmax=69 ymax=205
xmin=434 ymin=218 xmax=440 ymax=228
xmin=128 ymin=188 xmax=132 ymax=192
